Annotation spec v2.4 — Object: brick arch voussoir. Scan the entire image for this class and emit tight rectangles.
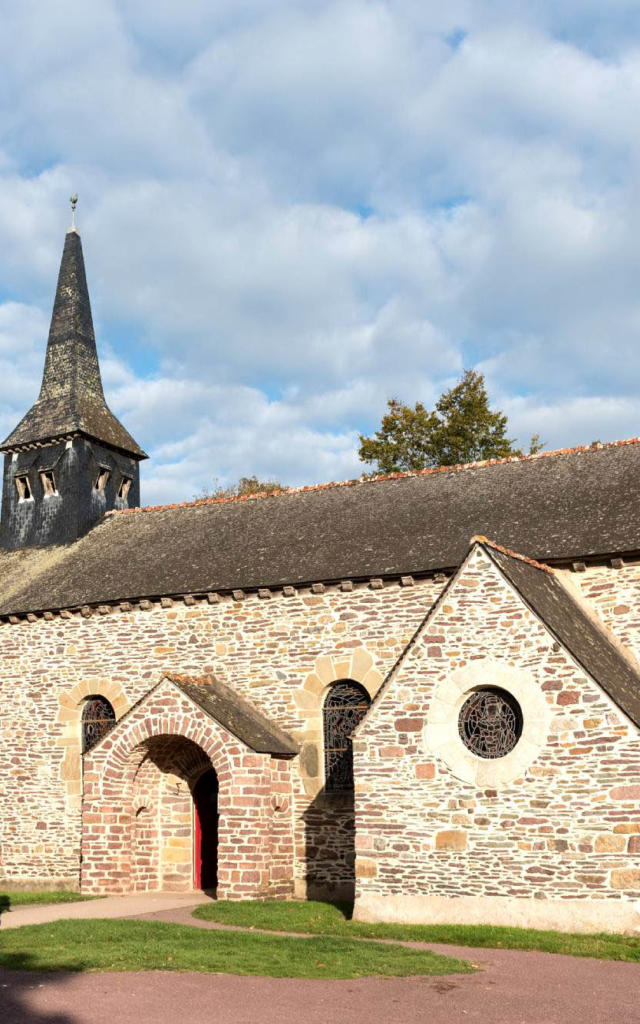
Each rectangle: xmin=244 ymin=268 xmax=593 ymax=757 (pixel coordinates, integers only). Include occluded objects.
xmin=97 ymin=711 xmax=235 ymax=801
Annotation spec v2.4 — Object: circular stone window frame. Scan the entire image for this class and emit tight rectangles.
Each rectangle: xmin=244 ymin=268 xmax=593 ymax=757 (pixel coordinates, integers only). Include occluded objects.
xmin=423 ymin=659 xmax=550 ymax=788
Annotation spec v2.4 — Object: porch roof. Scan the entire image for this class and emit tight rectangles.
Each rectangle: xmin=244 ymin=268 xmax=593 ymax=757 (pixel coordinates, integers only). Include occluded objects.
xmin=167 ymin=673 xmax=299 ymax=756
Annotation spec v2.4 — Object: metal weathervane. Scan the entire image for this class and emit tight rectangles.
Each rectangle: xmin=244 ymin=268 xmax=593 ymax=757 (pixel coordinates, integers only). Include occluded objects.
xmin=70 ymin=194 xmax=78 ymax=229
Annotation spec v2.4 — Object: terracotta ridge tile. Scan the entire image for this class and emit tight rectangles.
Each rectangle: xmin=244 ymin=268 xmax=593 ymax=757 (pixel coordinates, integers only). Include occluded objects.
xmin=165 ymin=671 xmax=215 ymax=686
xmin=105 ymin=435 xmax=640 ymax=518
xmin=471 ymin=535 xmax=554 ymax=574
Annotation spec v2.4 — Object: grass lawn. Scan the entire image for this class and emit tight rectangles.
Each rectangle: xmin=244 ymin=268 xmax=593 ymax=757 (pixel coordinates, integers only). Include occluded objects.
xmin=0 ymin=918 xmax=471 ymax=978
xmin=193 ymin=899 xmax=640 ymax=963
xmin=0 ymin=890 xmax=89 ymax=910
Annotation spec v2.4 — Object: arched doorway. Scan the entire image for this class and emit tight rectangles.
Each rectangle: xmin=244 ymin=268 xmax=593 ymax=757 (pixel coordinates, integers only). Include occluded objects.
xmin=193 ymin=768 xmax=219 ymax=891
xmin=80 ymin=675 xmax=298 ymax=898
xmin=127 ymin=735 xmax=217 ymax=892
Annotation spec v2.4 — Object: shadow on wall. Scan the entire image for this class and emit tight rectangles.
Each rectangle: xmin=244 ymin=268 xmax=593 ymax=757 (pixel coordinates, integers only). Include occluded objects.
xmin=0 ymin=966 xmax=79 ymax=1024
xmin=303 ymin=787 xmax=356 ymax=910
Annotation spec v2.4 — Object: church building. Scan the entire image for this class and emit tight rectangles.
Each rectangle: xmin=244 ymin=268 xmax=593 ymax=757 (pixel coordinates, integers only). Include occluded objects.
xmin=0 ymin=223 xmax=639 ymax=934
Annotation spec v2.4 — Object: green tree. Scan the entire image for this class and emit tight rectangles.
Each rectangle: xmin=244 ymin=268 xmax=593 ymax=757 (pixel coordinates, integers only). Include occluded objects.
xmin=358 ymin=399 xmax=441 ymax=474
xmin=359 ymin=369 xmax=542 ymax=473
xmin=197 ymin=475 xmax=286 ymax=500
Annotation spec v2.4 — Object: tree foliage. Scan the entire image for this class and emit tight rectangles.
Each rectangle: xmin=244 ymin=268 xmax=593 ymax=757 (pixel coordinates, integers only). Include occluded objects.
xmin=198 ymin=475 xmax=286 ymax=500
xmin=358 ymin=399 xmax=441 ymax=474
xmin=358 ymin=370 xmax=542 ymax=474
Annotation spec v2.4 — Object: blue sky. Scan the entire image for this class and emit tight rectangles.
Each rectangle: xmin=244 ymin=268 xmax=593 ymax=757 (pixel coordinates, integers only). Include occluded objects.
xmin=1 ymin=1 xmax=640 ymax=503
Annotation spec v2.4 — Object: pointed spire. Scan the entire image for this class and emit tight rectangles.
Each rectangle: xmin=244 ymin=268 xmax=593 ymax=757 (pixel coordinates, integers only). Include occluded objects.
xmin=39 ymin=228 xmax=105 ymax=405
xmin=1 ymin=228 xmax=146 ymax=458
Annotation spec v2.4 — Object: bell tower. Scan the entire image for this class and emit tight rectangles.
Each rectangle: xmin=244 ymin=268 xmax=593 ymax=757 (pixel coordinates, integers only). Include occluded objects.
xmin=0 ymin=209 xmax=147 ymax=550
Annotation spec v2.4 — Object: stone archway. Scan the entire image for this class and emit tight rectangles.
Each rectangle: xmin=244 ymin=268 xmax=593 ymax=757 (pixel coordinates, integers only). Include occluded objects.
xmin=129 ymin=734 xmax=216 ymax=893
xmin=295 ymin=647 xmax=383 ymax=798
xmin=80 ymin=675 xmax=297 ymax=899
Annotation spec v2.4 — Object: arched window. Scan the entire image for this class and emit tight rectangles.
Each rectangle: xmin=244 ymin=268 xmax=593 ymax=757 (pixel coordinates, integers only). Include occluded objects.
xmin=82 ymin=695 xmax=116 ymax=753
xmin=323 ymin=681 xmax=371 ymax=793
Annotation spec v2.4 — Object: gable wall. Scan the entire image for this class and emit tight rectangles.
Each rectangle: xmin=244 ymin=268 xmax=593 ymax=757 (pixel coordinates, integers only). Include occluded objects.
xmin=0 ymin=577 xmax=441 ymax=889
xmin=353 ymin=549 xmax=640 ymax=931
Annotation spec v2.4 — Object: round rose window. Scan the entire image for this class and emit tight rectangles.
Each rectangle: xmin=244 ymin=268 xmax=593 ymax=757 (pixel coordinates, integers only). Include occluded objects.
xmin=458 ymin=687 xmax=523 ymax=759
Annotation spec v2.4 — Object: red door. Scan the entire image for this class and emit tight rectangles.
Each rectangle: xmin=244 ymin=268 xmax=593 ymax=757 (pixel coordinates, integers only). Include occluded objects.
xmin=193 ymin=769 xmax=219 ymax=891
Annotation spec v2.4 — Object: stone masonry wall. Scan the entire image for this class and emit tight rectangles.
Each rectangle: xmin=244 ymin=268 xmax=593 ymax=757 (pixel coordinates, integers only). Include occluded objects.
xmin=0 ymin=576 xmax=441 ymax=890
xmin=573 ymin=560 xmax=640 ymax=666
xmin=354 ymin=548 xmax=640 ymax=915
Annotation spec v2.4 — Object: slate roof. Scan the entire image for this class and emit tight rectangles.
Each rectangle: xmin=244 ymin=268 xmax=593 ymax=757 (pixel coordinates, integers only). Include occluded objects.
xmin=485 ymin=541 xmax=640 ymax=728
xmin=167 ymin=674 xmax=299 ymax=755
xmin=1 ymin=438 xmax=640 ymax=615
xmin=1 ymin=229 xmax=146 ymax=458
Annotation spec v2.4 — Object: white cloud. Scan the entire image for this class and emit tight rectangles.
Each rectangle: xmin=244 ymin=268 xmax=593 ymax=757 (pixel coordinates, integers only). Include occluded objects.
xmin=0 ymin=302 xmax=47 ymax=438
xmin=123 ymin=375 xmax=363 ymax=504
xmin=0 ymin=2 xmax=640 ymax=501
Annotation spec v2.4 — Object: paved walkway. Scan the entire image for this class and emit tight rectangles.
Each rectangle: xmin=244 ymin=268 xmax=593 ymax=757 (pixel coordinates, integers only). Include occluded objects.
xmin=1 ymin=896 xmax=639 ymax=1023
xmin=0 ymin=892 xmax=211 ymax=929
xmin=2 ymin=953 xmax=639 ymax=1024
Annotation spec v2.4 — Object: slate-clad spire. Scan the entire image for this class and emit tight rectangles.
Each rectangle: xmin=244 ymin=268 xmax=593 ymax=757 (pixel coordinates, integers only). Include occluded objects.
xmin=0 ymin=228 xmax=146 ymax=458
xmin=0 ymin=218 xmax=145 ymax=551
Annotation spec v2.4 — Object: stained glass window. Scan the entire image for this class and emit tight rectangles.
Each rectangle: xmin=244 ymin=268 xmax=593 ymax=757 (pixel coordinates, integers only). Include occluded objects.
xmin=458 ymin=687 xmax=522 ymax=759
xmin=323 ymin=681 xmax=370 ymax=792
xmin=82 ymin=696 xmax=116 ymax=753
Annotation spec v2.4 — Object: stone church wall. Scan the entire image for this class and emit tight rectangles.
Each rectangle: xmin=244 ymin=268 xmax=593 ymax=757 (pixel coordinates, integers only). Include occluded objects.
xmin=353 ymin=548 xmax=640 ymax=933
xmin=2 ymin=549 xmax=639 ymax=923
xmin=0 ymin=575 xmax=441 ymax=891
xmin=574 ymin=560 xmax=640 ymax=666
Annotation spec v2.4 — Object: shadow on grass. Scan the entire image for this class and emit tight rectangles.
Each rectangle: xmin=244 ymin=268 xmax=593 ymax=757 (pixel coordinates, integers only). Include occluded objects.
xmin=323 ymin=899 xmax=353 ymax=921
xmin=1 ymin=955 xmax=79 ymax=1024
